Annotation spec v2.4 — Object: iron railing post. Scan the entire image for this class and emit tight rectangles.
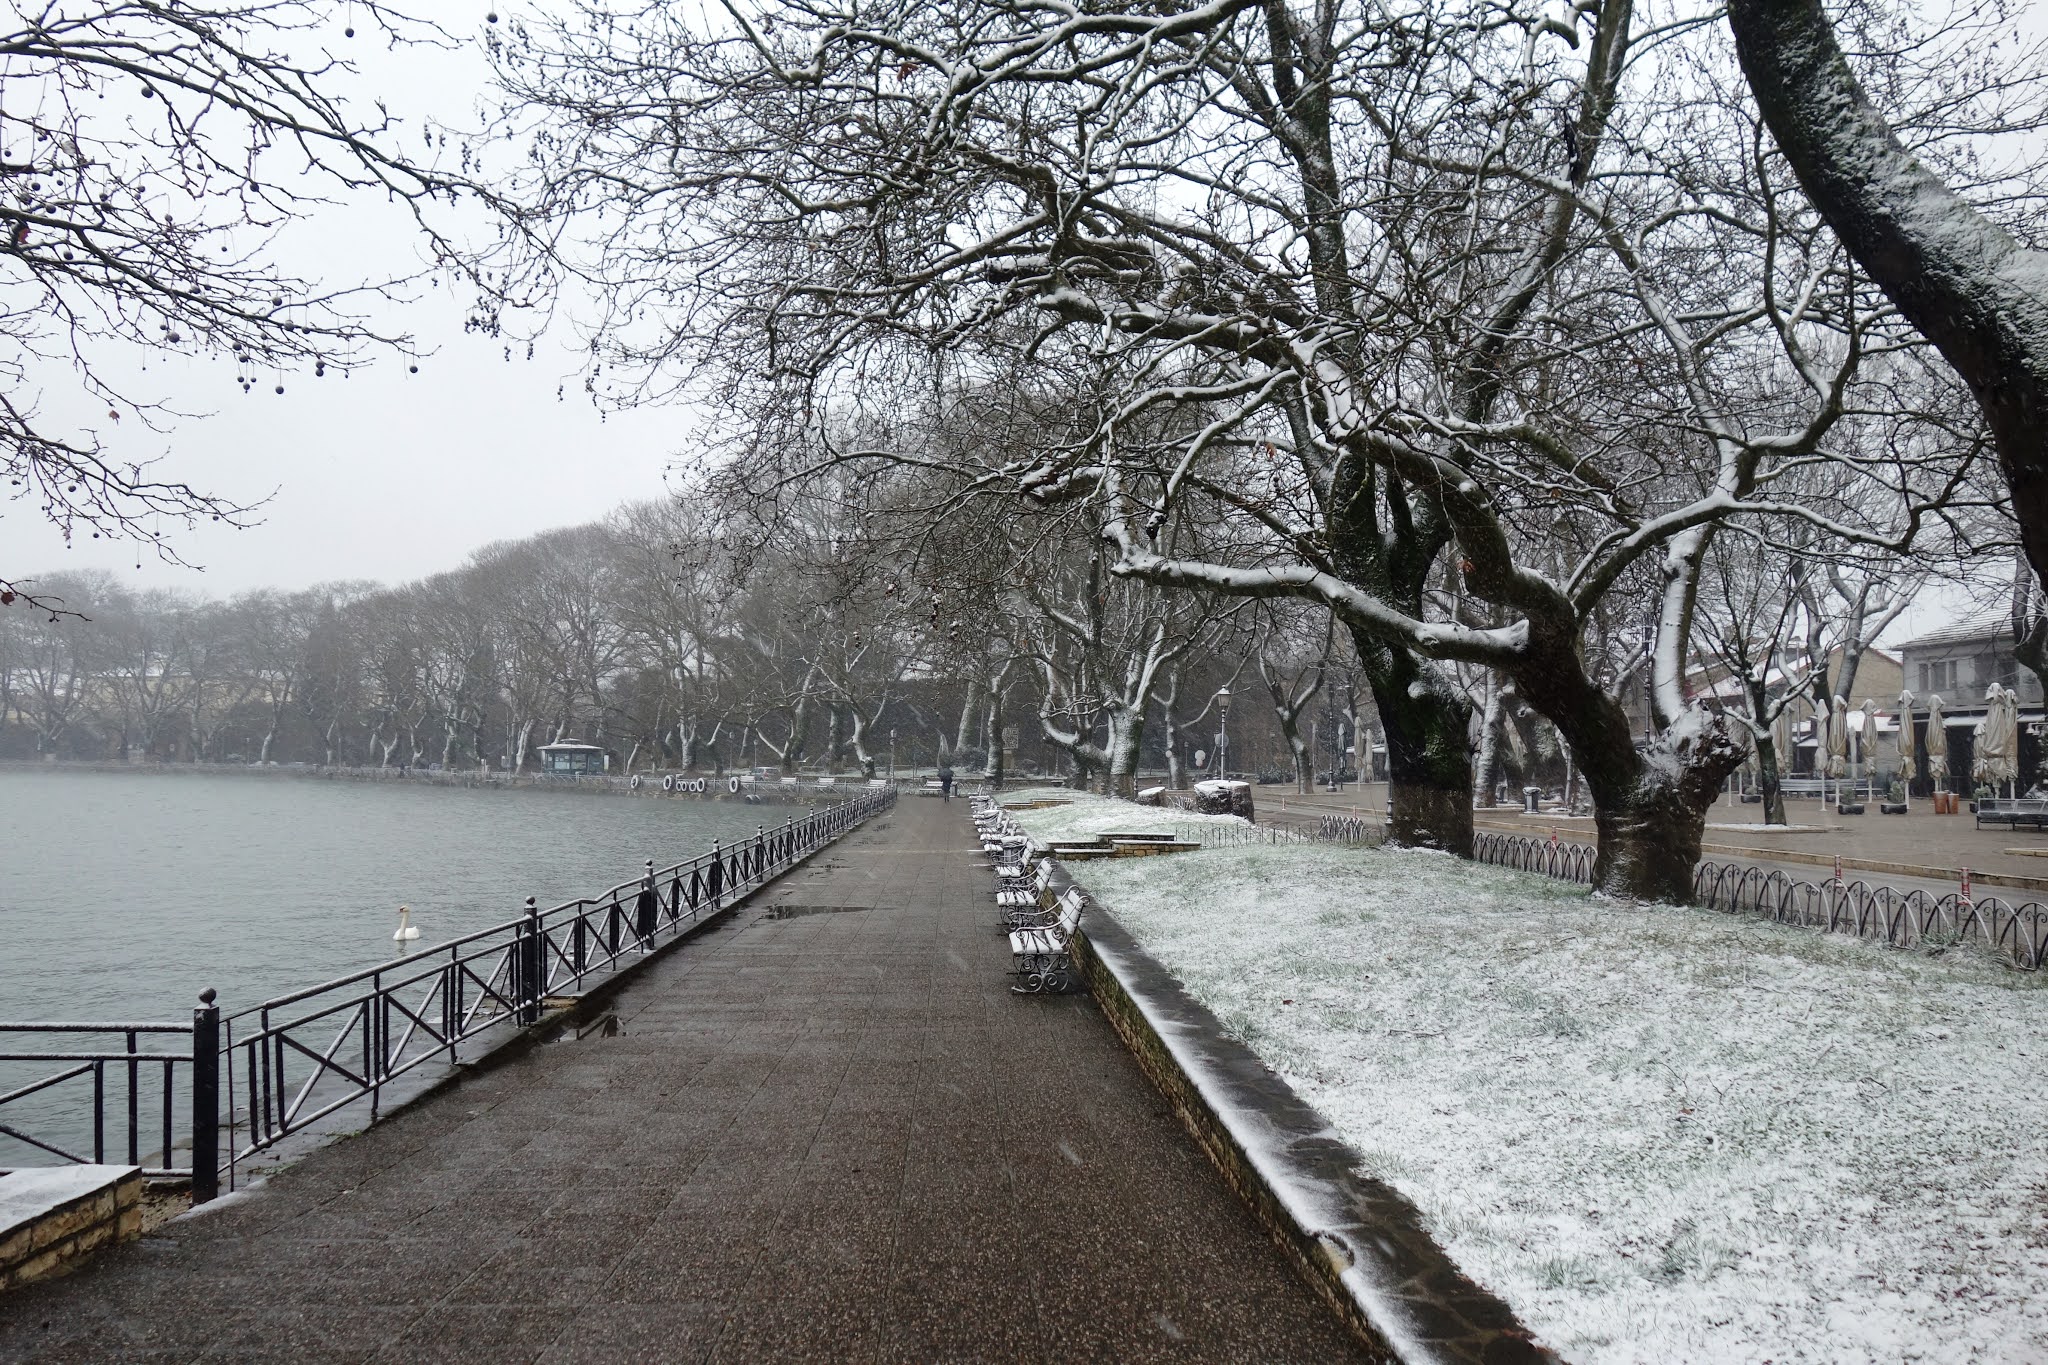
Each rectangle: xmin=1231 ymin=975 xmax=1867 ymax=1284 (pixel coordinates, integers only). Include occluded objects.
xmin=520 ymin=896 xmax=542 ymax=1026
xmin=637 ymin=859 xmax=657 ymax=943
xmin=191 ymin=988 xmax=220 ymax=1205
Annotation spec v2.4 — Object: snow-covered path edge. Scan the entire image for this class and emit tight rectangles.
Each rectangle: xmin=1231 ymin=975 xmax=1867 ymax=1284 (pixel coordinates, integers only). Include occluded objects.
xmin=1056 ymin=859 xmax=1559 ymax=1365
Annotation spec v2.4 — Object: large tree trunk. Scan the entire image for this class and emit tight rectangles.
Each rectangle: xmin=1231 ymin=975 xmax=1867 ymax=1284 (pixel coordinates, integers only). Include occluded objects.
xmin=1104 ymin=705 xmax=1143 ymax=799
xmin=1354 ymin=629 xmax=1475 ymax=855
xmin=1586 ymin=781 xmax=1712 ymax=904
xmin=1728 ymin=0 xmax=2048 ymax=586
xmin=1509 ymin=626 xmax=1746 ymax=901
xmin=1747 ymin=678 xmax=1790 ymax=827
xmin=989 ymin=690 xmax=1006 ymax=790
xmin=1756 ymin=738 xmax=1789 ymax=828
xmin=955 ymin=680 xmax=979 ymax=755
xmin=1571 ymin=721 xmax=1743 ymax=901
xmin=1474 ymin=672 xmax=1504 ymax=807
xmin=827 ymin=705 xmax=847 ymax=774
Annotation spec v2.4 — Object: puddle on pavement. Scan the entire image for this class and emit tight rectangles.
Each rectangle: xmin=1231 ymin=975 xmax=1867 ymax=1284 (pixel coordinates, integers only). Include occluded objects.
xmin=759 ymin=904 xmax=871 ymax=920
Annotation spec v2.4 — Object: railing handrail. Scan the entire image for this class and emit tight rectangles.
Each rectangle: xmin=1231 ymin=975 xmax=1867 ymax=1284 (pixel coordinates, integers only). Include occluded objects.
xmin=0 ymin=1021 xmax=193 ymax=1034
xmin=219 ymin=807 xmax=824 ymax=1021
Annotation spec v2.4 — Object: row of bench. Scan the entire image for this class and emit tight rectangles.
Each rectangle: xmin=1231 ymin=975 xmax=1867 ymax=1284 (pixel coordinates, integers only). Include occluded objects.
xmin=971 ymin=797 xmax=1086 ymax=994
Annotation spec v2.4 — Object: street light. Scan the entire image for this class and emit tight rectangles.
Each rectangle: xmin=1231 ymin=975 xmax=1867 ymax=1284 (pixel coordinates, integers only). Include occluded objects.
xmin=1216 ymin=686 xmax=1232 ymax=778
xmin=889 ymin=727 xmax=896 ymax=781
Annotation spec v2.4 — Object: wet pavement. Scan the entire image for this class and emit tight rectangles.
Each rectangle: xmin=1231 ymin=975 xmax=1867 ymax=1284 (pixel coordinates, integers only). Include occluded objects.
xmin=0 ymin=798 xmax=1371 ymax=1364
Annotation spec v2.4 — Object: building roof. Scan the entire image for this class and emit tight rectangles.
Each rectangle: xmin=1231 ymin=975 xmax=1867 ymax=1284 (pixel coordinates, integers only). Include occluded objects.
xmin=1892 ymin=614 xmax=2022 ymax=653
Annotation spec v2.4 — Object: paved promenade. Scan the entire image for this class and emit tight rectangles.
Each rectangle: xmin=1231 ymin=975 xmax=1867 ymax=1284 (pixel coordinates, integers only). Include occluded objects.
xmin=0 ymin=799 xmax=1369 ymax=1364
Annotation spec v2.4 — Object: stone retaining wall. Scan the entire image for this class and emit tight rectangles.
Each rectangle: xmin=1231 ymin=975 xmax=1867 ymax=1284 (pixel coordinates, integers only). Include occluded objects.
xmin=0 ymin=1167 xmax=143 ymax=1292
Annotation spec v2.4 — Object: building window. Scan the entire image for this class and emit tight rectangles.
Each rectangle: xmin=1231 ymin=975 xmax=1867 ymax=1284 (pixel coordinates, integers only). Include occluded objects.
xmin=1918 ymin=661 xmax=1958 ymax=694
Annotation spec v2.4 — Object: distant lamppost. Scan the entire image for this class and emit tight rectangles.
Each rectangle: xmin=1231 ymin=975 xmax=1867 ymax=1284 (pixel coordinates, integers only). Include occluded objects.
xmin=1216 ymin=687 xmax=1232 ymax=777
xmin=889 ymin=728 xmax=896 ymax=780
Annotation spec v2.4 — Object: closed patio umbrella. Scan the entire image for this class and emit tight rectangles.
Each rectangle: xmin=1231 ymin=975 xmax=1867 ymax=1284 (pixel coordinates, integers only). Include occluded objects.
xmin=1976 ymin=683 xmax=2020 ymax=794
xmin=1926 ymin=693 xmax=1949 ymax=793
xmin=1824 ymin=696 xmax=1848 ymax=804
xmin=1771 ymin=703 xmax=1795 ymax=772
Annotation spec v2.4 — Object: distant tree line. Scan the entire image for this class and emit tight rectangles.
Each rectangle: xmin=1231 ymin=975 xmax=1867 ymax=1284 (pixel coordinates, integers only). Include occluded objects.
xmin=0 ymin=490 xmax=1355 ymax=780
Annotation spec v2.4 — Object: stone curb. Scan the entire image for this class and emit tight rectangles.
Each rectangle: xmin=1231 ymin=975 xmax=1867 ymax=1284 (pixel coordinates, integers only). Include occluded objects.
xmin=1046 ymin=863 xmax=1559 ymax=1365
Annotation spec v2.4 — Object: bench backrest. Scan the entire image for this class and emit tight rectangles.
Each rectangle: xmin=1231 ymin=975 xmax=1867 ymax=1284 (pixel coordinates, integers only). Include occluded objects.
xmin=1057 ymin=888 xmax=1084 ymax=934
xmin=1035 ymin=861 xmax=1054 ymax=891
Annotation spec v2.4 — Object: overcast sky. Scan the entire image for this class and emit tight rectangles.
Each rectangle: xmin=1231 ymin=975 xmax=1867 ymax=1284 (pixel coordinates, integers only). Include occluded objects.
xmin=7 ymin=8 xmax=694 ymax=597
xmin=1 ymin=2 xmax=2027 ymax=651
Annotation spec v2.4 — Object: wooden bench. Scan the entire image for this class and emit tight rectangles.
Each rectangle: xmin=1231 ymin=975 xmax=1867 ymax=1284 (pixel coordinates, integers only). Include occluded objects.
xmin=1976 ymin=797 xmax=2048 ymax=831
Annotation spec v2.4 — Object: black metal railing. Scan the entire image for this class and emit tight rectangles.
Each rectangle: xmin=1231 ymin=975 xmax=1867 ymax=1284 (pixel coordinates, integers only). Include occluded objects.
xmin=0 ymin=787 xmax=892 ymax=1203
xmin=0 ymin=1013 xmax=218 ymax=1200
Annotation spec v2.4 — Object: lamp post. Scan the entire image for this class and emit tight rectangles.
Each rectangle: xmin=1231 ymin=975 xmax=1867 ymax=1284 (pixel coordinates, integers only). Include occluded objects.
xmin=889 ymin=728 xmax=896 ymax=781
xmin=1216 ymin=686 xmax=1231 ymax=778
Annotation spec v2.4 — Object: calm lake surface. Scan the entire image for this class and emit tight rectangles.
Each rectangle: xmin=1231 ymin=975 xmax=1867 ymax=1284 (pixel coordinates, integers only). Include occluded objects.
xmin=0 ymin=769 xmax=778 ymax=1023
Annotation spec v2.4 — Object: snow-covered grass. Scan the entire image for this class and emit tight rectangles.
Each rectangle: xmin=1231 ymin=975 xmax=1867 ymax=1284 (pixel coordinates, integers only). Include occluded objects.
xmin=1009 ymin=791 xmax=2048 ymax=1365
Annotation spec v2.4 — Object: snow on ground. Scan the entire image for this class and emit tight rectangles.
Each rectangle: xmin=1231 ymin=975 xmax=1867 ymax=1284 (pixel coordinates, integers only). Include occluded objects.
xmin=1006 ymin=791 xmax=2048 ymax=1364
xmin=994 ymin=785 xmax=1250 ymax=844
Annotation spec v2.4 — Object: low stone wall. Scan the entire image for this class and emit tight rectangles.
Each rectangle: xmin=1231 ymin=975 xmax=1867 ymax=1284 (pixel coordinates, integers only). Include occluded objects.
xmin=1049 ymin=863 xmax=1556 ymax=1365
xmin=0 ymin=1167 xmax=143 ymax=1292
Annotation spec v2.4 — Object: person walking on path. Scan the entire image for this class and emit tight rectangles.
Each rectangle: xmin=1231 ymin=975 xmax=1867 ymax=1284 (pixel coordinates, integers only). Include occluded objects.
xmin=938 ymin=764 xmax=955 ymax=800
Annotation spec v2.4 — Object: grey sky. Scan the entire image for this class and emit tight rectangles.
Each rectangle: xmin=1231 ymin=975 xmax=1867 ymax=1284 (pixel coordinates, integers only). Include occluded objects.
xmin=0 ymin=0 xmax=2027 ymax=652
xmin=7 ymin=9 xmax=693 ymax=597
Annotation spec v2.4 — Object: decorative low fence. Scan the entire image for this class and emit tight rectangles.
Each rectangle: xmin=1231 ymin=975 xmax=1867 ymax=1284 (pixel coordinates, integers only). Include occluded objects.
xmin=0 ymin=786 xmax=894 ymax=1203
xmin=1195 ymin=815 xmax=2048 ymax=972
xmin=1473 ymin=829 xmax=1599 ymax=884
xmin=1689 ymin=863 xmax=2048 ymax=970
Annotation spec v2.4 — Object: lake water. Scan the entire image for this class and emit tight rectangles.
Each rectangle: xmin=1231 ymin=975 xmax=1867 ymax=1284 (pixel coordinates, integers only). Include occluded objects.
xmin=0 ymin=769 xmax=779 ymax=1024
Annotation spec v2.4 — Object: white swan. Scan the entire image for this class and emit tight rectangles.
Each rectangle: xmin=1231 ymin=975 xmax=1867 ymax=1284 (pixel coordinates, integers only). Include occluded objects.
xmin=393 ymin=905 xmax=421 ymax=943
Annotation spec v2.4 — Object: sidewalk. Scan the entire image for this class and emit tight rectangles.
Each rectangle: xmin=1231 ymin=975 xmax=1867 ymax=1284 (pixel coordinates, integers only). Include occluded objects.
xmin=0 ymin=798 xmax=1369 ymax=1364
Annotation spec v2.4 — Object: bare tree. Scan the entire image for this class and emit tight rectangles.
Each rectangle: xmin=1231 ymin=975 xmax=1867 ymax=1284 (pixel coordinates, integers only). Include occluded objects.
xmin=477 ymin=0 xmax=1989 ymax=897
xmin=0 ymin=0 xmax=459 ymax=584
xmin=1257 ymin=612 xmax=1328 ymax=795
xmin=1727 ymin=0 xmax=2048 ymax=584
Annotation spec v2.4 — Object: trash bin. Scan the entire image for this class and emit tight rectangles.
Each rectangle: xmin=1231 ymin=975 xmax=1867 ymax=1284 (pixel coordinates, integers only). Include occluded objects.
xmin=1522 ymin=786 xmax=1542 ymax=813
